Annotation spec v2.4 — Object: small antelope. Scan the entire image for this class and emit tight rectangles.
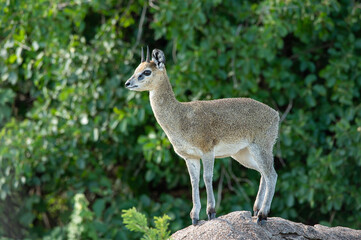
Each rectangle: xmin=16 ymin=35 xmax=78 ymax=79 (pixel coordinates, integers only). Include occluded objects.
xmin=125 ymin=47 xmax=279 ymax=225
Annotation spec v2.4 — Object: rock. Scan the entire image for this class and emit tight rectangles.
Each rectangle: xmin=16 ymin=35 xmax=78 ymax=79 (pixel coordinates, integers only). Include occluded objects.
xmin=171 ymin=211 xmax=361 ymax=240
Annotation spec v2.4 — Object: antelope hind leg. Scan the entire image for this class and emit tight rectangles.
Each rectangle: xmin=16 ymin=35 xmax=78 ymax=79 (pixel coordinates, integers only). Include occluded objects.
xmin=231 ymin=148 xmax=266 ymax=217
xmin=248 ymin=144 xmax=277 ymax=224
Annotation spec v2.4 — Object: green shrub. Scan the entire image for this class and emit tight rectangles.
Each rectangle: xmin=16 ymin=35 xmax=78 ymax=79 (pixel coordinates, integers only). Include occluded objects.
xmin=122 ymin=207 xmax=171 ymax=240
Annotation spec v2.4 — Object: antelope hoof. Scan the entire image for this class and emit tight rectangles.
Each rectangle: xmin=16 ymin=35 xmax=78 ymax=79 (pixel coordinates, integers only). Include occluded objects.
xmin=208 ymin=212 xmax=216 ymax=220
xmin=192 ymin=218 xmax=199 ymax=226
xmin=257 ymin=214 xmax=267 ymax=225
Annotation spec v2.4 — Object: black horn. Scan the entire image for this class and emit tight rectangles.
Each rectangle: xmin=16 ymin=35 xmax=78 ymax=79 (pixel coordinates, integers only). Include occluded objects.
xmin=141 ymin=47 xmax=144 ymax=62
xmin=146 ymin=45 xmax=150 ymax=62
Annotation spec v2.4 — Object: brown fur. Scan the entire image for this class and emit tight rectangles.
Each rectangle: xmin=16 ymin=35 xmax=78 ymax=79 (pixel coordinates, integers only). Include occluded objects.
xmin=129 ymin=62 xmax=279 ymax=159
xmin=126 ymin=53 xmax=279 ymax=224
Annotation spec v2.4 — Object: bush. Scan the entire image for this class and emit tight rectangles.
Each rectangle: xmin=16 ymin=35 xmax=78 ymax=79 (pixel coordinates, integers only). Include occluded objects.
xmin=1 ymin=0 xmax=361 ymax=239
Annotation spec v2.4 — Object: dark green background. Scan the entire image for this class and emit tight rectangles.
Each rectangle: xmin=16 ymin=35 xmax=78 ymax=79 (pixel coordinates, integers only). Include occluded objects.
xmin=1 ymin=0 xmax=361 ymax=239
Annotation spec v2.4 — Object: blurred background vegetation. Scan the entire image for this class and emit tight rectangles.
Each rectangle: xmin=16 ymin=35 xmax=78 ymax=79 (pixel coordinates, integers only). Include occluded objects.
xmin=1 ymin=0 xmax=361 ymax=239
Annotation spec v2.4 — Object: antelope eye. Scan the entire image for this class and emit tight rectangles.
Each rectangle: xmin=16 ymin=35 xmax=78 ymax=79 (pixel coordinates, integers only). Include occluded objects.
xmin=143 ymin=70 xmax=151 ymax=76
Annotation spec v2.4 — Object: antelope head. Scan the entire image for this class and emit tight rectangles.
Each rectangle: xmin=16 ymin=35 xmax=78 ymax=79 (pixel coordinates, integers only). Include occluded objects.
xmin=125 ymin=47 xmax=166 ymax=91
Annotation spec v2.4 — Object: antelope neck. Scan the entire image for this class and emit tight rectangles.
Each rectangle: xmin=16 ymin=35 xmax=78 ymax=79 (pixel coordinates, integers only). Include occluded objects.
xmin=149 ymin=74 xmax=181 ymax=129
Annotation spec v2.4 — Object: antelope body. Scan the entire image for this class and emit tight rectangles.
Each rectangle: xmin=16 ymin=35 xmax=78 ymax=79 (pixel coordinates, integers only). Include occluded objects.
xmin=125 ymin=48 xmax=279 ymax=225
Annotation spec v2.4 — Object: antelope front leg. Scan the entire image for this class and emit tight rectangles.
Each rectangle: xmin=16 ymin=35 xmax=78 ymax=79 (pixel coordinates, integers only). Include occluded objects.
xmin=202 ymin=153 xmax=216 ymax=220
xmin=185 ymin=159 xmax=201 ymax=225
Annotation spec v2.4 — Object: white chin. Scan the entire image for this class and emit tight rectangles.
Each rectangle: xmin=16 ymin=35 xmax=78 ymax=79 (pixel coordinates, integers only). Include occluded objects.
xmin=127 ymin=86 xmax=138 ymax=90
xmin=128 ymin=87 xmax=143 ymax=91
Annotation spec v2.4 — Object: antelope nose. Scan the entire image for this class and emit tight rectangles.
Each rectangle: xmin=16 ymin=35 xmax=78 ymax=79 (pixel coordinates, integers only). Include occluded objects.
xmin=125 ymin=81 xmax=131 ymax=87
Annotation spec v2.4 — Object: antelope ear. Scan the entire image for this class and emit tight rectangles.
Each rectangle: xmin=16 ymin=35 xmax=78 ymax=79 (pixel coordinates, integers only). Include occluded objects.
xmin=152 ymin=49 xmax=165 ymax=70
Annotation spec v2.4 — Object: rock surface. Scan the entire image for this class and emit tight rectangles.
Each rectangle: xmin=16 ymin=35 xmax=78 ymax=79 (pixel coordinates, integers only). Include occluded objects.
xmin=171 ymin=211 xmax=361 ymax=240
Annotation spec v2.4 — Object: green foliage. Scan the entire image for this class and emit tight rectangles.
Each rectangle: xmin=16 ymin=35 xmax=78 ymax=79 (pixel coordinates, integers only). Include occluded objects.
xmin=0 ymin=0 xmax=361 ymax=239
xmin=67 ymin=193 xmax=97 ymax=240
xmin=122 ymin=207 xmax=171 ymax=240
